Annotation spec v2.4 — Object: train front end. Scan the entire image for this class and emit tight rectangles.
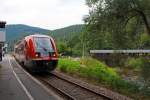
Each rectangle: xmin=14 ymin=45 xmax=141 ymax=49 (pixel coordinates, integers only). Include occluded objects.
xmin=27 ymin=35 xmax=58 ymax=72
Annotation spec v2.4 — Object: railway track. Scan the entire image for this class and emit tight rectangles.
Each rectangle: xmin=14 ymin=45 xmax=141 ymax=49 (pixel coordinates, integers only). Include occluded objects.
xmin=12 ymin=56 xmax=131 ymax=100
xmin=35 ymin=73 xmax=111 ymax=100
xmin=38 ymin=76 xmax=76 ymax=100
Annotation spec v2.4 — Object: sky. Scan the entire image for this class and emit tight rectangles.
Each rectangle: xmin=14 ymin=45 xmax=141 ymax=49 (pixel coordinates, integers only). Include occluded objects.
xmin=0 ymin=0 xmax=89 ymax=30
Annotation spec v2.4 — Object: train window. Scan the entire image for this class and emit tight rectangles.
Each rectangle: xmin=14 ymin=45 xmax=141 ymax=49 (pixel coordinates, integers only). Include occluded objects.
xmin=34 ymin=37 xmax=54 ymax=52
xmin=20 ymin=44 xmax=24 ymax=51
xmin=25 ymin=41 xmax=28 ymax=48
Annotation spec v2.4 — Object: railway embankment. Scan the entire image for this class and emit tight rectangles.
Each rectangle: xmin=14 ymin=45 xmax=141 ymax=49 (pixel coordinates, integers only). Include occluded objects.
xmin=57 ymin=57 xmax=150 ymax=100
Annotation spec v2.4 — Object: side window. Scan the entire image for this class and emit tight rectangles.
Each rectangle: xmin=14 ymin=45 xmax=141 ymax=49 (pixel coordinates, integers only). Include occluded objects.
xmin=25 ymin=41 xmax=27 ymax=48
xmin=20 ymin=44 xmax=24 ymax=52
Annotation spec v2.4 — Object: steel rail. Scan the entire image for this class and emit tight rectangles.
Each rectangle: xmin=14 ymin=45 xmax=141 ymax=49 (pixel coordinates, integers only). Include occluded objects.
xmin=51 ymin=72 xmax=112 ymax=100
xmin=37 ymin=76 xmax=76 ymax=100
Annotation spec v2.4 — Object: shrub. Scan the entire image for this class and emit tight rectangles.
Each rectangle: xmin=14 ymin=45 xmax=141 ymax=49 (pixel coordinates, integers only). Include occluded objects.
xmin=58 ymin=58 xmax=80 ymax=74
xmin=58 ymin=57 xmax=120 ymax=84
xmin=79 ymin=58 xmax=120 ymax=83
xmin=58 ymin=57 xmax=149 ymax=99
xmin=126 ymin=57 xmax=145 ymax=69
xmin=141 ymin=59 xmax=150 ymax=86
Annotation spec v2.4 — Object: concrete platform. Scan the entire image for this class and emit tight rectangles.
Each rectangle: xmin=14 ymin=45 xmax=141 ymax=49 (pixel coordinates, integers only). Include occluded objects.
xmin=0 ymin=55 xmax=59 ymax=100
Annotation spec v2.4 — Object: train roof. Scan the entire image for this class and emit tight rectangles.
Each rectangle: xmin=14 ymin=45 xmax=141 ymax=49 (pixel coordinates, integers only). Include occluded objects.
xmin=90 ymin=50 xmax=150 ymax=54
xmin=27 ymin=34 xmax=51 ymax=38
xmin=25 ymin=34 xmax=53 ymax=39
xmin=15 ymin=34 xmax=53 ymax=46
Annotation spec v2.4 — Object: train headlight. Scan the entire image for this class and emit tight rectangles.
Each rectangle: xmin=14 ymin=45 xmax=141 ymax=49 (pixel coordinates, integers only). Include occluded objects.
xmin=53 ymin=53 xmax=56 ymax=57
xmin=35 ymin=54 xmax=38 ymax=57
xmin=49 ymin=52 xmax=56 ymax=57
xmin=35 ymin=52 xmax=40 ymax=57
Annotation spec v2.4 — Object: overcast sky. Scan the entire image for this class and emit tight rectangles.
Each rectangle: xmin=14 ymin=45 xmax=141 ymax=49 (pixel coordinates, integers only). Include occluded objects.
xmin=0 ymin=0 xmax=89 ymax=30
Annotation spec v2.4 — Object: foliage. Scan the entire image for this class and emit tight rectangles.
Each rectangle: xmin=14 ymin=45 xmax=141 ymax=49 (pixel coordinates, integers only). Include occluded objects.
xmin=50 ymin=24 xmax=84 ymax=40
xmin=141 ymin=59 xmax=150 ymax=86
xmin=54 ymin=0 xmax=150 ymax=56
xmin=57 ymin=41 xmax=71 ymax=55
xmin=58 ymin=58 xmax=80 ymax=74
xmin=57 ymin=57 xmax=147 ymax=99
xmin=67 ymin=33 xmax=83 ymax=56
xmin=140 ymin=33 xmax=150 ymax=49
xmin=51 ymin=25 xmax=85 ymax=56
xmin=126 ymin=57 xmax=145 ymax=70
xmin=79 ymin=58 xmax=119 ymax=82
xmin=84 ymin=0 xmax=150 ymax=50
xmin=56 ymin=36 xmax=83 ymax=56
xmin=58 ymin=57 xmax=119 ymax=82
xmin=125 ymin=57 xmax=150 ymax=86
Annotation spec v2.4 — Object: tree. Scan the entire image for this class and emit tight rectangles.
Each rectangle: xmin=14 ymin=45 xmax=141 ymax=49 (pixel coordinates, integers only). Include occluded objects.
xmin=57 ymin=41 xmax=71 ymax=56
xmin=140 ymin=33 xmax=150 ymax=49
xmin=85 ymin=0 xmax=150 ymax=49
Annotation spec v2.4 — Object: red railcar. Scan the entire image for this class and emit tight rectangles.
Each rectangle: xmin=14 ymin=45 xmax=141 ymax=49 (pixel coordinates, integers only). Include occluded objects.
xmin=14 ymin=34 xmax=58 ymax=72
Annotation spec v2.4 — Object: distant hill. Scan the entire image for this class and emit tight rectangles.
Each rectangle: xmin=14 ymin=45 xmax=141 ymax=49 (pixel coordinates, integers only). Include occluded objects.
xmin=6 ymin=24 xmax=84 ymax=42
xmin=6 ymin=24 xmax=50 ymax=42
xmin=50 ymin=24 xmax=85 ymax=40
xmin=5 ymin=24 xmax=84 ymax=50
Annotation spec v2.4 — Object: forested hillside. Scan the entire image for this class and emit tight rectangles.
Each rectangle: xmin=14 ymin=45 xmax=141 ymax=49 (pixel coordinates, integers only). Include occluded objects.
xmin=6 ymin=24 xmax=84 ymax=51
xmin=6 ymin=24 xmax=49 ymax=42
xmin=50 ymin=25 xmax=85 ymax=56
xmin=6 ymin=24 xmax=84 ymax=42
xmin=50 ymin=24 xmax=84 ymax=40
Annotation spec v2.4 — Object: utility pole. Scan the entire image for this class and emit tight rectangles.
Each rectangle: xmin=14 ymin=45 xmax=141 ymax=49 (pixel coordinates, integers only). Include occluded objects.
xmin=82 ymin=32 xmax=85 ymax=59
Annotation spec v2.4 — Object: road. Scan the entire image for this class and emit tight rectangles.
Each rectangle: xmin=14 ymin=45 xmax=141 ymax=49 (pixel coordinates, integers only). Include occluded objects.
xmin=0 ymin=55 xmax=60 ymax=100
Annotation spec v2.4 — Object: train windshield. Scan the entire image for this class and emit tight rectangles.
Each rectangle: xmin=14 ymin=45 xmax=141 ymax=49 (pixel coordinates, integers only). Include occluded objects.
xmin=34 ymin=37 xmax=54 ymax=52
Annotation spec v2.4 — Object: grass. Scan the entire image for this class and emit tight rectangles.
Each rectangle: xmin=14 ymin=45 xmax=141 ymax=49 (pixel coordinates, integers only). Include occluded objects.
xmin=79 ymin=58 xmax=119 ymax=83
xmin=58 ymin=58 xmax=80 ymax=73
xmin=57 ymin=57 xmax=150 ymax=100
xmin=58 ymin=58 xmax=150 ymax=99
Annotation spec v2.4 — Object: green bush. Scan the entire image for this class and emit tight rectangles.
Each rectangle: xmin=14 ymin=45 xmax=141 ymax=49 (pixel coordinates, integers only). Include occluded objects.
xmin=57 ymin=57 xmax=146 ymax=99
xmin=58 ymin=57 xmax=120 ymax=84
xmin=58 ymin=58 xmax=80 ymax=74
xmin=126 ymin=57 xmax=145 ymax=69
xmin=79 ymin=58 xmax=119 ymax=83
xmin=141 ymin=59 xmax=150 ymax=84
